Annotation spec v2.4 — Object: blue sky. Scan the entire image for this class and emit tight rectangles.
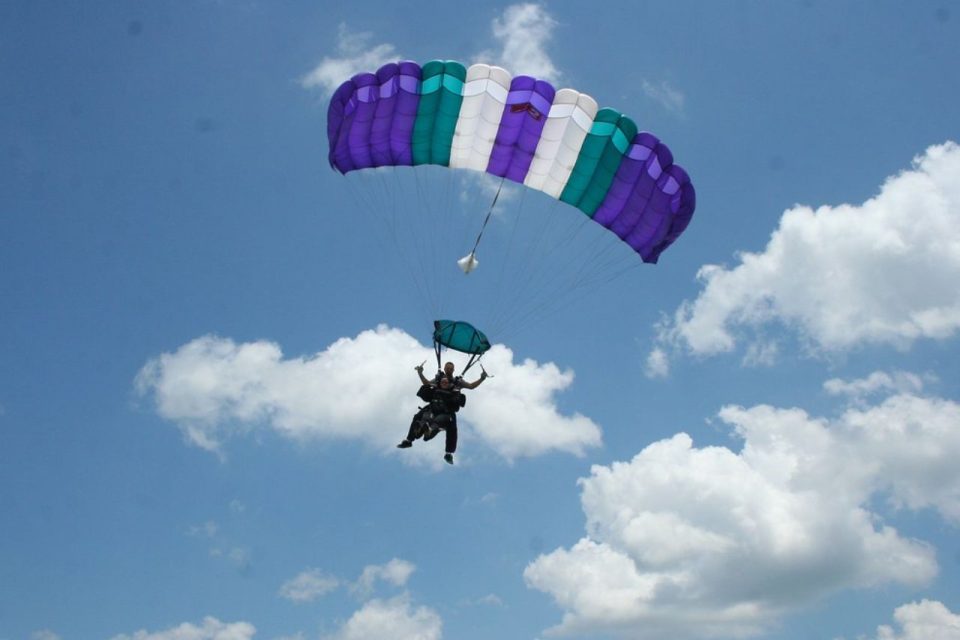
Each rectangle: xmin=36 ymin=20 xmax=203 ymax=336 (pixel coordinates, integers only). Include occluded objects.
xmin=2 ymin=2 xmax=960 ymax=639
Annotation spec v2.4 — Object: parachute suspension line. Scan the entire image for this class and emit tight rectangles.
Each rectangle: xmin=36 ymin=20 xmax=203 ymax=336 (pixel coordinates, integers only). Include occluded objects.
xmin=395 ymin=167 xmax=436 ymax=327
xmin=340 ymin=171 xmax=431 ymax=326
xmin=489 ymin=185 xmax=529 ymax=336
xmin=380 ymin=167 xmax=433 ymax=320
xmin=499 ymin=230 xmax=641 ymax=344
xmin=410 ymin=165 xmax=445 ymax=319
xmin=486 ymin=195 xmax=641 ymax=344
xmin=435 ymin=164 xmax=461 ymax=316
xmin=488 ymin=196 xmax=570 ymax=337
xmin=461 ymin=176 xmax=505 ymax=272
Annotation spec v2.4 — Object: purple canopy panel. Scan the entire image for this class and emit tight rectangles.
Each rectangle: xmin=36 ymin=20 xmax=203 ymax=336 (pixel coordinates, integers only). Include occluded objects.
xmin=343 ymin=72 xmax=379 ymax=171
xmin=486 ymin=77 xmax=555 ymax=183
xmin=370 ymin=63 xmax=402 ymax=167
xmin=606 ymin=140 xmax=670 ymax=245
xmin=612 ymin=142 xmax=669 ymax=241
xmin=627 ymin=165 xmax=692 ymax=262
xmin=637 ymin=169 xmax=696 ymax=262
xmin=660 ymin=183 xmax=697 ymax=251
xmin=504 ymin=79 xmax=555 ymax=183
xmin=619 ymin=146 xmax=674 ymax=255
xmin=593 ymin=132 xmax=660 ymax=228
xmin=390 ymin=61 xmax=422 ymax=166
xmin=328 ymin=79 xmax=360 ymax=172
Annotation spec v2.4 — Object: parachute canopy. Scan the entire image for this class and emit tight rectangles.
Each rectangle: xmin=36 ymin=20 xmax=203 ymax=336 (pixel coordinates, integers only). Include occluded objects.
xmin=433 ymin=319 xmax=491 ymax=356
xmin=327 ymin=59 xmax=696 ymax=263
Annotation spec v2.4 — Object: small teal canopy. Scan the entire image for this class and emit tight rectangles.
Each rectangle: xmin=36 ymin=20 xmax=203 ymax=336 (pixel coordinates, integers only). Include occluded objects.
xmin=433 ymin=320 xmax=491 ymax=355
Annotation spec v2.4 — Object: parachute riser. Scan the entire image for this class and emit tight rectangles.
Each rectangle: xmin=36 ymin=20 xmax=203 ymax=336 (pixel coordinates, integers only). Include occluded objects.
xmin=434 ymin=341 xmax=483 ymax=377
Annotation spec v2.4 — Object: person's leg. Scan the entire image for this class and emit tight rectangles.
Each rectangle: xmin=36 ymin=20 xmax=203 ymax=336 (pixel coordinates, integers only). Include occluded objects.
xmin=398 ymin=408 xmax=426 ymax=447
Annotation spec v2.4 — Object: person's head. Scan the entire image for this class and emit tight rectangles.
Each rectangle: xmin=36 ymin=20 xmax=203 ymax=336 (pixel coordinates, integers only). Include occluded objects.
xmin=438 ymin=376 xmax=452 ymax=389
xmin=443 ymin=362 xmax=455 ymax=376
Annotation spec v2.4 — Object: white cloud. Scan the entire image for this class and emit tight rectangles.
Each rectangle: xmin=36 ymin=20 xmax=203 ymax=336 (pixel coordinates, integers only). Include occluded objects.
xmin=642 ymin=79 xmax=686 ymax=113
xmin=741 ymin=339 xmax=779 ymax=367
xmin=209 ymin=546 xmax=252 ymax=574
xmin=187 ymin=520 xmax=219 ymax=538
xmin=457 ymin=171 xmax=521 ymax=208
xmin=323 ymin=595 xmax=442 ymax=640
xmin=110 ymin=617 xmax=256 ymax=640
xmin=478 ymin=3 xmax=561 ymax=83
xmin=279 ymin=568 xmax=340 ymax=603
xmin=305 ymin=4 xmax=561 ymax=98
xmin=301 ymin=23 xmax=400 ymax=95
xmin=32 ymin=631 xmax=61 ymax=640
xmin=474 ymin=593 xmax=504 ymax=607
xmin=352 ymin=558 xmax=416 ymax=598
xmin=135 ymin=325 xmax=601 ymax=464
xmin=867 ymin=600 xmax=960 ymax=640
xmin=644 ymin=347 xmax=670 ymax=379
xmin=525 ymin=382 xmax=960 ymax=638
xmin=823 ymin=370 xmax=930 ymax=402
xmin=653 ymin=141 xmax=960 ymax=368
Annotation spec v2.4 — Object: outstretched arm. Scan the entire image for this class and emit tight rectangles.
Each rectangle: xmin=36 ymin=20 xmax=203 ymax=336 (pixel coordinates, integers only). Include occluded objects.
xmin=415 ymin=364 xmax=430 ymax=386
xmin=459 ymin=371 xmax=488 ymax=389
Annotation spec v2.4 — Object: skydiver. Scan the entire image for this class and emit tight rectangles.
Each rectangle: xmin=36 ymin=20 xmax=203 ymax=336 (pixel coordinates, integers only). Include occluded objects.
xmin=397 ymin=363 xmax=487 ymax=464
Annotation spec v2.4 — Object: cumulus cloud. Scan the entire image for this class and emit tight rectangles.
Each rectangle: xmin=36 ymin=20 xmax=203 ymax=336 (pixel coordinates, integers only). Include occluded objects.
xmin=477 ymin=3 xmax=561 ymax=82
xmin=352 ymin=558 xmax=416 ymax=598
xmin=866 ymin=600 xmax=960 ymax=640
xmin=525 ymin=380 xmax=960 ymax=638
xmin=279 ymin=568 xmax=340 ymax=603
xmin=652 ymin=142 xmax=960 ymax=368
xmin=301 ymin=23 xmax=400 ymax=95
xmin=323 ymin=595 xmax=442 ymax=640
xmin=109 ymin=617 xmax=256 ymax=640
xmin=135 ymin=325 xmax=601 ymax=464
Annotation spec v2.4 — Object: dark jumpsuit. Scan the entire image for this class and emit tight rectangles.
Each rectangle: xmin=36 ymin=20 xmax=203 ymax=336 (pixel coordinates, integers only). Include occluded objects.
xmin=405 ymin=384 xmax=462 ymax=454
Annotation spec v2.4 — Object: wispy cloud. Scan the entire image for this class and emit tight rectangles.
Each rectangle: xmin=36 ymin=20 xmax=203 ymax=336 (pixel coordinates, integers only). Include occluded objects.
xmin=642 ymin=79 xmax=686 ymax=113
xmin=279 ymin=568 xmax=340 ymax=603
xmin=476 ymin=3 xmax=560 ymax=83
xmin=526 ymin=380 xmax=960 ymax=638
xmin=186 ymin=520 xmax=218 ymax=538
xmin=824 ymin=370 xmax=933 ymax=403
xmin=651 ymin=141 xmax=960 ymax=371
xmin=209 ymin=546 xmax=252 ymax=573
xmin=301 ymin=23 xmax=400 ymax=95
xmin=352 ymin=558 xmax=416 ymax=598
xmin=643 ymin=346 xmax=670 ymax=378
